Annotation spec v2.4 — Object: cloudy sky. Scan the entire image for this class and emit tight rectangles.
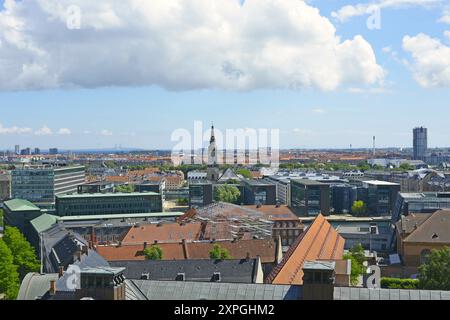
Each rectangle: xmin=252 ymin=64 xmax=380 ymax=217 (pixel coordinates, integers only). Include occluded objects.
xmin=0 ymin=0 xmax=449 ymax=150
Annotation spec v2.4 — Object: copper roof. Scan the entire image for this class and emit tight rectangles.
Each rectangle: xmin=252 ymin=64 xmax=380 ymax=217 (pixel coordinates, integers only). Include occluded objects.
xmin=265 ymin=214 xmax=345 ymax=285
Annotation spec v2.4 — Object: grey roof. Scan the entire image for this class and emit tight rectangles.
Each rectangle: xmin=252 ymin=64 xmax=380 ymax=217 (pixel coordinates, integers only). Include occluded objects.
xmin=109 ymin=259 xmax=258 ymax=283
xmin=128 ymin=280 xmax=303 ymax=300
xmin=18 ymin=273 xmax=59 ymax=300
xmin=303 ymin=261 xmax=336 ymax=271
xmin=333 ymin=287 xmax=450 ymax=300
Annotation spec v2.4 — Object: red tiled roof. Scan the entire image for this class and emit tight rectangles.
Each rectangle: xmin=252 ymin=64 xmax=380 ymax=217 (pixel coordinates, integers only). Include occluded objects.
xmin=96 ymin=238 xmax=278 ymax=263
xmin=121 ymin=222 xmax=203 ymax=245
xmin=265 ymin=214 xmax=345 ymax=285
xmin=243 ymin=205 xmax=300 ymax=221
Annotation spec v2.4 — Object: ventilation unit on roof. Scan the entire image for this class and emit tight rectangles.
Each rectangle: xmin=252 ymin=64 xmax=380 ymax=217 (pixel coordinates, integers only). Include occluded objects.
xmin=212 ymin=272 xmax=221 ymax=282
xmin=176 ymin=273 xmax=186 ymax=281
xmin=141 ymin=273 xmax=150 ymax=280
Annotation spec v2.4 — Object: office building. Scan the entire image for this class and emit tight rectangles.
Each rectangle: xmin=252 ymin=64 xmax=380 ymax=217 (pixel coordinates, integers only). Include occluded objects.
xmin=266 ymin=176 xmax=291 ymax=206
xmin=290 ymin=179 xmax=330 ymax=216
xmin=362 ymin=180 xmax=400 ymax=216
xmin=20 ymin=148 xmax=31 ymax=155
xmin=0 ymin=173 xmax=11 ymax=201
xmin=189 ymin=181 xmax=214 ymax=208
xmin=3 ymin=199 xmax=42 ymax=236
xmin=15 ymin=145 xmax=20 ymax=155
xmin=55 ymin=192 xmax=163 ymax=216
xmin=11 ymin=165 xmax=86 ymax=205
xmin=392 ymin=192 xmax=450 ymax=223
xmin=33 ymin=148 xmax=41 ymax=155
xmin=413 ymin=127 xmax=427 ymax=160
xmin=49 ymin=148 xmax=58 ymax=155
xmin=77 ymin=181 xmax=115 ymax=194
xmin=242 ymin=179 xmax=277 ymax=205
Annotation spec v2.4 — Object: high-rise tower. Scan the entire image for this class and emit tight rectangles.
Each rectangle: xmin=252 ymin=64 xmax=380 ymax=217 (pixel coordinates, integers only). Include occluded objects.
xmin=413 ymin=127 xmax=428 ymax=160
xmin=207 ymin=124 xmax=220 ymax=181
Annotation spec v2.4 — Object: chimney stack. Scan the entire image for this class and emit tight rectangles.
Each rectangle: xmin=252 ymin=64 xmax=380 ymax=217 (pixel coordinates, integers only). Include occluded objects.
xmin=58 ymin=266 xmax=64 ymax=278
xmin=143 ymin=242 xmax=148 ymax=250
xmin=49 ymin=280 xmax=57 ymax=296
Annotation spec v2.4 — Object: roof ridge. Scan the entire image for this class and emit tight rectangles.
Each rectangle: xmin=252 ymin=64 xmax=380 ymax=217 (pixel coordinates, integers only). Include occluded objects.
xmin=403 ymin=210 xmax=443 ymax=242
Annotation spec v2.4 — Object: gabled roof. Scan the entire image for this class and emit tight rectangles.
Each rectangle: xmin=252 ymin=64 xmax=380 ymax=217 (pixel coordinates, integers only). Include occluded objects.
xmin=4 ymin=199 xmax=41 ymax=212
xmin=265 ymin=214 xmax=345 ymax=285
xmin=218 ymin=168 xmax=242 ymax=182
xmin=403 ymin=210 xmax=450 ymax=244
xmin=97 ymin=238 xmax=278 ymax=263
xmin=128 ymin=280 xmax=302 ymax=300
xmin=121 ymin=222 xmax=203 ymax=245
xmin=110 ymin=259 xmax=258 ymax=283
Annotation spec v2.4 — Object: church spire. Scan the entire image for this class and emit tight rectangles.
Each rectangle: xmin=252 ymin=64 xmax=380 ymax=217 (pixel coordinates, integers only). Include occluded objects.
xmin=210 ymin=123 xmax=215 ymax=144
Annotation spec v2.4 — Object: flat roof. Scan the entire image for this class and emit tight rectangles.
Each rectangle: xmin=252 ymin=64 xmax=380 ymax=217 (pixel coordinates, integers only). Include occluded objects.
xmin=56 ymin=192 xmax=160 ymax=199
xmin=363 ymin=180 xmax=400 ymax=186
xmin=58 ymin=212 xmax=184 ymax=221
xmin=290 ymin=178 xmax=326 ymax=186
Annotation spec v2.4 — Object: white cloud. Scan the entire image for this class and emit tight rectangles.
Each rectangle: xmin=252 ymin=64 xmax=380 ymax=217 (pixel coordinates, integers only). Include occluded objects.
xmin=0 ymin=0 xmax=384 ymax=91
xmin=403 ymin=33 xmax=450 ymax=87
xmin=100 ymin=129 xmax=113 ymax=136
xmin=34 ymin=125 xmax=53 ymax=136
xmin=58 ymin=128 xmax=71 ymax=135
xmin=0 ymin=123 xmax=32 ymax=134
xmin=311 ymin=108 xmax=326 ymax=114
xmin=445 ymin=31 xmax=450 ymax=41
xmin=332 ymin=0 xmax=442 ymax=22
xmin=438 ymin=9 xmax=450 ymax=23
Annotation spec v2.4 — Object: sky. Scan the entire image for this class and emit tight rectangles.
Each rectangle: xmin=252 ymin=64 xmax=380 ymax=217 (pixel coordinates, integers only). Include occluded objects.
xmin=0 ymin=0 xmax=450 ymax=150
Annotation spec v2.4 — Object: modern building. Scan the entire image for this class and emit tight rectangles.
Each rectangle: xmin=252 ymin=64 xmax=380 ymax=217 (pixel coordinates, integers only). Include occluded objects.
xmin=188 ymin=181 xmax=214 ymax=208
xmin=15 ymin=145 xmax=20 ymax=155
xmin=242 ymin=179 xmax=277 ymax=205
xmin=11 ymin=165 xmax=86 ymax=205
xmin=413 ymin=127 xmax=428 ymax=161
xmin=362 ymin=180 xmax=400 ymax=216
xmin=3 ymin=199 xmax=42 ymax=236
xmin=290 ymin=179 xmax=330 ymax=216
xmin=55 ymin=192 xmax=163 ymax=216
xmin=0 ymin=173 xmax=11 ymax=201
xmin=392 ymin=192 xmax=450 ymax=223
xmin=49 ymin=148 xmax=58 ymax=155
xmin=77 ymin=181 xmax=115 ymax=194
xmin=265 ymin=176 xmax=291 ymax=206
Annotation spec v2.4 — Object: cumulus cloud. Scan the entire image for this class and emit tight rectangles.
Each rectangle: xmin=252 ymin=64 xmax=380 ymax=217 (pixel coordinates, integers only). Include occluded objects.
xmin=34 ymin=125 xmax=53 ymax=136
xmin=58 ymin=128 xmax=71 ymax=135
xmin=403 ymin=33 xmax=450 ymax=87
xmin=438 ymin=8 xmax=450 ymax=23
xmin=332 ymin=0 xmax=442 ymax=22
xmin=0 ymin=0 xmax=384 ymax=91
xmin=0 ymin=123 xmax=33 ymax=134
xmin=100 ymin=129 xmax=113 ymax=136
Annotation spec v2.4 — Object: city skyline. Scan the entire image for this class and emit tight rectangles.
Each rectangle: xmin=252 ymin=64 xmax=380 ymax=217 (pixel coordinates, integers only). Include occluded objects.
xmin=1 ymin=0 xmax=450 ymax=149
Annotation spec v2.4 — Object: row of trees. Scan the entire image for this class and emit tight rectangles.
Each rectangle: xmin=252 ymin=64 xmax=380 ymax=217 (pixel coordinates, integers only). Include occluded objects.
xmin=0 ymin=227 xmax=40 ymax=300
xmin=143 ymin=244 xmax=232 ymax=261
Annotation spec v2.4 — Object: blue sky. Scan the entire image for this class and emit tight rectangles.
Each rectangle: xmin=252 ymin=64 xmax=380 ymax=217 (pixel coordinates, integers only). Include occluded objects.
xmin=0 ymin=0 xmax=450 ymax=150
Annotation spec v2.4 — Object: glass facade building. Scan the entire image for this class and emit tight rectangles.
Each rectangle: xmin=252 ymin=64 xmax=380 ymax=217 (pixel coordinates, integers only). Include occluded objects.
xmin=290 ymin=179 xmax=330 ymax=216
xmin=55 ymin=192 xmax=163 ymax=216
xmin=11 ymin=165 xmax=86 ymax=205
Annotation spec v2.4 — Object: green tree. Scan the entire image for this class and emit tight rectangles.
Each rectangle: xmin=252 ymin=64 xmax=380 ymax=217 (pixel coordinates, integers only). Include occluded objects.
xmin=0 ymin=239 xmax=20 ymax=300
xmin=214 ymin=185 xmax=241 ymax=204
xmin=3 ymin=227 xmax=40 ymax=279
xmin=351 ymin=201 xmax=368 ymax=216
xmin=176 ymin=198 xmax=189 ymax=206
xmin=235 ymin=168 xmax=252 ymax=179
xmin=343 ymin=244 xmax=367 ymax=286
xmin=209 ymin=244 xmax=232 ymax=260
xmin=144 ymin=245 xmax=163 ymax=260
xmin=0 ymin=209 xmax=3 ymax=228
xmin=418 ymin=247 xmax=450 ymax=291
xmin=115 ymin=184 xmax=135 ymax=193
xmin=399 ymin=163 xmax=414 ymax=171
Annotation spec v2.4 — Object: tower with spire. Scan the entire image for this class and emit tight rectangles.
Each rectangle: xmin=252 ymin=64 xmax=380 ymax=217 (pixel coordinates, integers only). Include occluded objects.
xmin=207 ymin=124 xmax=220 ymax=181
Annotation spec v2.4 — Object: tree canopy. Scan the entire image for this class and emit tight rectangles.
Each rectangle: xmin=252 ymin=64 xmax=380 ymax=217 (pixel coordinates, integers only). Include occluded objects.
xmin=144 ymin=245 xmax=163 ymax=260
xmin=3 ymin=226 xmax=40 ymax=279
xmin=0 ymin=239 xmax=20 ymax=300
xmin=115 ymin=184 xmax=135 ymax=193
xmin=343 ymin=243 xmax=366 ymax=286
xmin=209 ymin=244 xmax=232 ymax=260
xmin=418 ymin=246 xmax=450 ymax=291
xmin=214 ymin=185 xmax=241 ymax=204
xmin=235 ymin=168 xmax=252 ymax=179
xmin=351 ymin=201 xmax=368 ymax=216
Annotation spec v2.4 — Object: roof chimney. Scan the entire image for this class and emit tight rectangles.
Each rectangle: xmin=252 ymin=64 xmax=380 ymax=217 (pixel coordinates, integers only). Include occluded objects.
xmin=49 ymin=280 xmax=57 ymax=296
xmin=182 ymin=239 xmax=189 ymax=259
xmin=58 ymin=266 xmax=64 ymax=278
xmin=143 ymin=242 xmax=148 ymax=250
xmin=246 ymin=252 xmax=251 ymax=261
